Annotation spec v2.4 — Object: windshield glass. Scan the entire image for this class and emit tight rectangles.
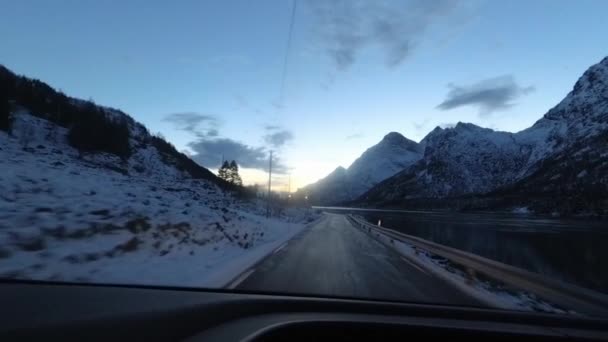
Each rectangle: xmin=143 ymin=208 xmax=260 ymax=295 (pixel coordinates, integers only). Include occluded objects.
xmin=2 ymin=0 xmax=608 ymax=317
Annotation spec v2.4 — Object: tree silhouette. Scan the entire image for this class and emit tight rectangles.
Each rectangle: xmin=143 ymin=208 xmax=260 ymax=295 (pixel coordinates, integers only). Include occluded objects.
xmin=218 ymin=160 xmax=230 ymax=181
xmin=229 ymin=160 xmax=243 ymax=186
xmin=0 ymin=93 xmax=9 ymax=132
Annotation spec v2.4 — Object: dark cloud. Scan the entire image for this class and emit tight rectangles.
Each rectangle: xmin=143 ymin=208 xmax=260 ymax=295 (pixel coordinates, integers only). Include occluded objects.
xmin=188 ymin=138 xmax=288 ymax=173
xmin=163 ymin=112 xmax=219 ymax=138
xmin=206 ymin=128 xmax=219 ymax=137
xmin=263 ymin=126 xmax=294 ymax=148
xmin=307 ymin=0 xmax=463 ymax=70
xmin=164 ymin=114 xmax=290 ymax=174
xmin=264 ymin=131 xmax=294 ymax=147
xmin=437 ymin=75 xmax=535 ymax=116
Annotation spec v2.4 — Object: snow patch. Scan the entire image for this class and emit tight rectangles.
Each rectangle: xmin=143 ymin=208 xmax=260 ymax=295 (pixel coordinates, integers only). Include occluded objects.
xmin=360 ymin=222 xmax=575 ymax=314
xmin=0 ymin=112 xmax=321 ymax=287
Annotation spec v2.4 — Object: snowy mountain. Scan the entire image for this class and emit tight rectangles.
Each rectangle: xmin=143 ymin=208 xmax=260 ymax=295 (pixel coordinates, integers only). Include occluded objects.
xmin=489 ymin=130 xmax=608 ymax=214
xmin=298 ymin=132 xmax=422 ymax=205
xmin=515 ymin=55 xmax=608 ymax=166
xmin=361 ymin=56 xmax=608 ymax=215
xmin=0 ymin=66 xmax=318 ymax=285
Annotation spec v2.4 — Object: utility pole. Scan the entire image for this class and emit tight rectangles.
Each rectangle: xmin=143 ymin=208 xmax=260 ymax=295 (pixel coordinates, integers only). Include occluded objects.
xmin=287 ymin=174 xmax=292 ymax=206
xmin=266 ymin=151 xmax=272 ymax=218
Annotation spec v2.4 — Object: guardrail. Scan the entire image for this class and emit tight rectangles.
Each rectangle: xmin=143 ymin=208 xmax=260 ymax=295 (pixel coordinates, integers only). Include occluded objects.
xmin=347 ymin=214 xmax=608 ymax=316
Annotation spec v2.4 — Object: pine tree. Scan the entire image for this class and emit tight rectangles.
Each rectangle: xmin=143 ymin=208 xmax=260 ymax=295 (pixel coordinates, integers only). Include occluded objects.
xmin=218 ymin=160 xmax=230 ymax=181
xmin=0 ymin=93 xmax=10 ymax=132
xmin=229 ymin=160 xmax=243 ymax=186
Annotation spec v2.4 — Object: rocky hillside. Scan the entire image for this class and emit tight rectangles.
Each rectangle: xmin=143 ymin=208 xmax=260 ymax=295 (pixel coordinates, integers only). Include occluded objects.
xmin=361 ymin=56 xmax=608 ymax=215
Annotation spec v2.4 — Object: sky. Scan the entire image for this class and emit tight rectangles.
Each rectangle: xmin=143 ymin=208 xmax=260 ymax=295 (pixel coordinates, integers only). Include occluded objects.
xmin=1 ymin=0 xmax=608 ymax=191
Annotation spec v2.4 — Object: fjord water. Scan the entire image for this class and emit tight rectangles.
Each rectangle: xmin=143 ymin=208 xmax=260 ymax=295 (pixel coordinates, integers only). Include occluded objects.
xmin=342 ymin=209 xmax=607 ymax=294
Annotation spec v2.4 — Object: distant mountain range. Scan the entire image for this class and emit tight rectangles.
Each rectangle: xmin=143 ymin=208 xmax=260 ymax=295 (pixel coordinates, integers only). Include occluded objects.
xmin=296 ymin=132 xmax=422 ymax=204
xmin=302 ymin=56 xmax=608 ymax=216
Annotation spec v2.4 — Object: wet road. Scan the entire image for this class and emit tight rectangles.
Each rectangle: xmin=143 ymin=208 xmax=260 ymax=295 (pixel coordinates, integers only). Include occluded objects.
xmin=237 ymin=213 xmax=478 ymax=306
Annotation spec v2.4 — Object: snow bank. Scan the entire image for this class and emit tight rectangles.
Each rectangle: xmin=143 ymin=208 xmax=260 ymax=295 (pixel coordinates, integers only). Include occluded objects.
xmin=0 ymin=112 xmax=320 ymax=287
xmin=360 ymin=223 xmax=574 ymax=314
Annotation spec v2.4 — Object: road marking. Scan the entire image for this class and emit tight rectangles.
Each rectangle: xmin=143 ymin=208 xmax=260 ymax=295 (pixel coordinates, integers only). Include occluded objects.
xmin=226 ymin=268 xmax=256 ymax=289
xmin=273 ymin=243 xmax=287 ymax=254
xmin=401 ymin=256 xmax=431 ymax=276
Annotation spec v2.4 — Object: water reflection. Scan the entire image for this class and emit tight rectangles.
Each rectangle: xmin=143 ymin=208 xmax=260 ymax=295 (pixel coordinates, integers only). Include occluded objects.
xmin=342 ymin=210 xmax=607 ymax=294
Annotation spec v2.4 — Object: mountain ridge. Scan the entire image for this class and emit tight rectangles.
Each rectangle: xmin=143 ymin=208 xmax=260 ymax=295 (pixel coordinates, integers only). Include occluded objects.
xmin=297 ymin=131 xmax=423 ymax=204
xmin=359 ymin=56 xmax=608 ymax=215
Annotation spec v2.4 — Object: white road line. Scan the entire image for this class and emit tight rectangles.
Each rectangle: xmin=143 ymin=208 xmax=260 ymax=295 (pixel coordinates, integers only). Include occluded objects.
xmin=226 ymin=268 xmax=256 ymax=289
xmin=273 ymin=243 xmax=287 ymax=254
xmin=401 ymin=256 xmax=431 ymax=276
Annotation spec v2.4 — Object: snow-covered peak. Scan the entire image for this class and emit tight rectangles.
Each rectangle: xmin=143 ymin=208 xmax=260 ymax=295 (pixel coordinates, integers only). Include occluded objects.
xmin=421 ymin=126 xmax=444 ymax=140
xmin=454 ymin=122 xmax=486 ymax=131
xmin=347 ymin=132 xmax=422 ymax=188
xmin=325 ymin=166 xmax=347 ymax=180
xmin=420 ymin=122 xmax=515 ymax=157
xmin=362 ymin=56 xmax=608 ymax=202
xmin=298 ymin=131 xmax=423 ymax=204
xmin=379 ymin=131 xmax=419 ymax=149
xmin=539 ymin=56 xmax=607 ymax=124
xmin=515 ymin=57 xmax=608 ymax=165
xmin=567 ymin=56 xmax=608 ymax=103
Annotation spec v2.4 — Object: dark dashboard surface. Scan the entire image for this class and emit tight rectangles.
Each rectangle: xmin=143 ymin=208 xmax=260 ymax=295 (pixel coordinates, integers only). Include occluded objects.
xmin=1 ymin=280 xmax=607 ymax=341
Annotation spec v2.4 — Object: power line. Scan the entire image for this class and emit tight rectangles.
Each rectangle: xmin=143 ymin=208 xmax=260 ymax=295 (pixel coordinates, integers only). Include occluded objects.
xmin=277 ymin=0 xmax=297 ymax=108
xmin=267 ymin=150 xmax=273 ymax=218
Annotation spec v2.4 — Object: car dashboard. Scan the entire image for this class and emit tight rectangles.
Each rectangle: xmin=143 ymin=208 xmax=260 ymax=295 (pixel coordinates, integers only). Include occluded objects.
xmin=0 ymin=280 xmax=607 ymax=341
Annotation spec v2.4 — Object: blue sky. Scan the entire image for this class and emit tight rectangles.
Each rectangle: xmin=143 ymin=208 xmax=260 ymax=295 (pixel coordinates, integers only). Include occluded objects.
xmin=1 ymin=0 xmax=607 ymax=190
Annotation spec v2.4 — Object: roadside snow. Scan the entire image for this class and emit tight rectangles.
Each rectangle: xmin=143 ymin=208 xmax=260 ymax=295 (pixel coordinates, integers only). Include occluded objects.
xmin=512 ymin=207 xmax=530 ymax=214
xmin=0 ymin=112 xmax=320 ymax=287
xmin=361 ymin=223 xmax=575 ymax=315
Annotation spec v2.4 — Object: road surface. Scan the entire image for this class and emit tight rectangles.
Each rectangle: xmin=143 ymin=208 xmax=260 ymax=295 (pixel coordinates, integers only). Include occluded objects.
xmin=236 ymin=213 xmax=478 ymax=306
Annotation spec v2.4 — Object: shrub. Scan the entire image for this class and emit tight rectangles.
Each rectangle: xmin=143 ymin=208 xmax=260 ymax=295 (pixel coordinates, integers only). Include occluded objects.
xmin=68 ymin=104 xmax=131 ymax=158
xmin=0 ymin=65 xmax=132 ymax=158
xmin=0 ymin=94 xmax=10 ymax=132
xmin=150 ymin=135 xmax=236 ymax=190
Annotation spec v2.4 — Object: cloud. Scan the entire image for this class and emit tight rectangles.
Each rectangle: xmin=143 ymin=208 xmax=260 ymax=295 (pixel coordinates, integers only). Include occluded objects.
xmin=412 ymin=119 xmax=431 ymax=132
xmin=164 ymin=113 xmax=290 ymax=174
xmin=233 ymin=94 xmax=249 ymax=109
xmin=263 ymin=126 xmax=294 ymax=148
xmin=265 ymin=131 xmax=294 ymax=147
xmin=163 ymin=112 xmax=219 ymax=138
xmin=188 ymin=138 xmax=288 ymax=173
xmin=438 ymin=122 xmax=457 ymax=129
xmin=346 ymin=133 xmax=364 ymax=140
xmin=206 ymin=128 xmax=219 ymax=137
xmin=437 ymin=75 xmax=535 ymax=116
xmin=307 ymin=0 xmax=464 ymax=70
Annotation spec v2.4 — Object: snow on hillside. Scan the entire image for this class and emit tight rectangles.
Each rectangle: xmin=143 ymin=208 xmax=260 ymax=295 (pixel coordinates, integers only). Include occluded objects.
xmin=516 ymin=56 xmax=608 ymax=167
xmin=415 ymin=122 xmax=526 ymax=196
xmin=347 ymin=132 xmax=422 ymax=195
xmin=362 ymin=56 xmax=608 ymax=205
xmin=299 ymin=132 xmax=422 ymax=204
xmin=0 ymin=112 xmax=319 ymax=287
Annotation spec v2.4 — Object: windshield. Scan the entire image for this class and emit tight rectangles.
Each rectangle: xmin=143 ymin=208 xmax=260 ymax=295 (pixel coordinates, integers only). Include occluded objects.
xmin=2 ymin=0 xmax=608 ymax=317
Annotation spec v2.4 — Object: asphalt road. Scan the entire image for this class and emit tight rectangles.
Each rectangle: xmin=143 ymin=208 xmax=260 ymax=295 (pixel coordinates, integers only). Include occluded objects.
xmin=237 ymin=213 xmax=479 ymax=306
